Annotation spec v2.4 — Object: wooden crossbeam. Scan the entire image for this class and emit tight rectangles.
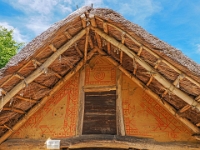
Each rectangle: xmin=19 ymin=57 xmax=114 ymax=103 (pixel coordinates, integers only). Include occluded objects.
xmin=74 ymin=43 xmax=83 ymax=57
xmin=120 ymin=32 xmax=125 ymax=64
xmin=88 ymin=35 xmax=94 ymax=49
xmin=95 ymin=16 xmax=200 ymax=91
xmin=179 ymin=94 xmax=200 ymax=113
xmin=137 ymin=46 xmax=143 ymax=56
xmin=49 ymin=44 xmax=57 ymax=52
xmin=92 ymin=26 xmax=200 ymax=112
xmin=103 ymin=22 xmax=111 ymax=54
xmin=0 ymin=48 xmax=96 ymax=144
xmin=84 ymin=85 xmax=116 ymax=92
xmin=15 ymin=95 xmax=37 ymax=103
xmin=0 ymin=28 xmax=87 ymax=110
xmin=84 ymin=28 xmax=89 ymax=62
xmin=154 ymin=59 xmax=162 ymax=69
xmin=64 ymin=31 xmax=72 ymax=39
xmin=146 ymin=76 xmax=154 ymax=86
xmin=97 ymin=47 xmax=200 ymax=134
xmin=3 ymin=107 xmax=25 ymax=114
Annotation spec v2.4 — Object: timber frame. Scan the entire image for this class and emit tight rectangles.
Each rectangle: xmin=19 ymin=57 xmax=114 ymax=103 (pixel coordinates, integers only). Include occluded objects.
xmin=0 ymin=6 xmax=200 ymax=149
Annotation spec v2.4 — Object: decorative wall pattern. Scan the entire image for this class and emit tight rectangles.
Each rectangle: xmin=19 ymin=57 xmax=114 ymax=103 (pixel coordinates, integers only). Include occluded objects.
xmin=11 ymin=74 xmax=79 ymax=139
xmin=85 ymin=56 xmax=116 ymax=86
xmin=122 ymin=75 xmax=194 ymax=142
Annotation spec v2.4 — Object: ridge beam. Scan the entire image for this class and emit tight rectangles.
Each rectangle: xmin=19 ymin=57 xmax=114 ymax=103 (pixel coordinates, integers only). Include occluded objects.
xmin=92 ymin=27 xmax=200 ymax=112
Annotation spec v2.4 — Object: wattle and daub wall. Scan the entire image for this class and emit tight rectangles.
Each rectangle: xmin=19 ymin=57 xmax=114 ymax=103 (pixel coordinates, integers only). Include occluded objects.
xmin=10 ymin=56 xmax=194 ymax=142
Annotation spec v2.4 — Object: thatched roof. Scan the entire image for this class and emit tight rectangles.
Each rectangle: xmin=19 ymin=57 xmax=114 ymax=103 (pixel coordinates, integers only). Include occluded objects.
xmin=0 ymin=6 xmax=200 ymax=144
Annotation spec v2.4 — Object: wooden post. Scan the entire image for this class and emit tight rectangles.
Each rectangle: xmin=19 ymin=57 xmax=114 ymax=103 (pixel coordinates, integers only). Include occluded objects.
xmin=76 ymin=68 xmax=85 ymax=135
xmin=116 ymin=69 xmax=125 ymax=136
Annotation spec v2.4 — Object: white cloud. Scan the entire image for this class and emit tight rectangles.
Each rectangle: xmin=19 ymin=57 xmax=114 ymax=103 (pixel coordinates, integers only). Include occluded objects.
xmin=115 ymin=0 xmax=161 ymax=25
xmin=25 ymin=16 xmax=50 ymax=35
xmin=0 ymin=22 xmax=28 ymax=43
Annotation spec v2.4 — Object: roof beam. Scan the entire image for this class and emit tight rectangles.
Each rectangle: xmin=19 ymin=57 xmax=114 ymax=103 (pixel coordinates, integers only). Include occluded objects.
xmin=3 ymin=107 xmax=25 ymax=114
xmin=95 ymin=16 xmax=200 ymax=90
xmin=97 ymin=47 xmax=200 ymax=133
xmin=49 ymin=44 xmax=57 ymax=52
xmin=103 ymin=22 xmax=111 ymax=54
xmin=0 ymin=28 xmax=87 ymax=110
xmin=15 ymin=95 xmax=37 ymax=104
xmin=92 ymin=26 xmax=200 ymax=112
xmin=74 ymin=43 xmax=83 ymax=57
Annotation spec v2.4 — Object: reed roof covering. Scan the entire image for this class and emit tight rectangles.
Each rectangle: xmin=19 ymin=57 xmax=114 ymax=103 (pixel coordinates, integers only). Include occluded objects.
xmin=0 ymin=6 xmax=200 ymax=143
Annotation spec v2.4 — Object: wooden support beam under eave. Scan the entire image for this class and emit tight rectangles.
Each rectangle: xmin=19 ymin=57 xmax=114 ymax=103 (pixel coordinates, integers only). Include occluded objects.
xmin=92 ymin=26 xmax=200 ymax=113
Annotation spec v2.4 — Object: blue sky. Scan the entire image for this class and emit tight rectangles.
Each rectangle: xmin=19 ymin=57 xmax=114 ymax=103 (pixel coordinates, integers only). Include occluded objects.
xmin=0 ymin=0 xmax=200 ymax=64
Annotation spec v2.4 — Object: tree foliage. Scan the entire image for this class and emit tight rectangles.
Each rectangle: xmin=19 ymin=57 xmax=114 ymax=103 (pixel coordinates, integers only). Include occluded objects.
xmin=0 ymin=26 xmax=23 ymax=68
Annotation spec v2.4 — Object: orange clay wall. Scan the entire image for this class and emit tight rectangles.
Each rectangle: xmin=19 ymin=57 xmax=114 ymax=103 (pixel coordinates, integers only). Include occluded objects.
xmin=11 ymin=73 xmax=80 ymax=139
xmin=122 ymin=74 xmax=194 ymax=142
xmin=10 ymin=56 xmax=194 ymax=142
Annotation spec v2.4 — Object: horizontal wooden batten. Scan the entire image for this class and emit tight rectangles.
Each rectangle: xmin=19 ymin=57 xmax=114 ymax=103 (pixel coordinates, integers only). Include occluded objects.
xmin=3 ymin=107 xmax=25 ymax=114
xmin=1 ymin=135 xmax=200 ymax=150
xmin=0 ymin=28 xmax=87 ymax=110
xmin=92 ymin=27 xmax=200 ymax=112
xmin=15 ymin=95 xmax=37 ymax=104
xmin=84 ymin=85 xmax=116 ymax=92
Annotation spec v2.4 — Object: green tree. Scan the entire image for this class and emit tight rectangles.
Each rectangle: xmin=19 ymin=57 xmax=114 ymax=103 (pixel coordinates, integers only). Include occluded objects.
xmin=0 ymin=26 xmax=23 ymax=68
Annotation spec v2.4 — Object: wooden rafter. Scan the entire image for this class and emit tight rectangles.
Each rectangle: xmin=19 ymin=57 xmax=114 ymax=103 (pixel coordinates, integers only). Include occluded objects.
xmin=0 ymin=28 xmax=87 ymax=110
xmin=92 ymin=26 xmax=200 ymax=112
xmin=96 ymin=44 xmax=200 ymax=134
xmin=103 ymin=22 xmax=111 ymax=54
xmin=49 ymin=44 xmax=57 ymax=52
xmin=95 ymin=16 xmax=200 ymax=90
xmin=3 ymin=107 xmax=25 ymax=114
xmin=74 ymin=43 xmax=83 ymax=57
xmin=64 ymin=31 xmax=72 ymax=39
xmin=84 ymin=28 xmax=89 ymax=63
xmin=80 ymin=14 xmax=87 ymax=28
xmin=137 ymin=45 xmax=143 ymax=56
xmin=15 ymin=95 xmax=37 ymax=104
xmin=120 ymin=32 xmax=125 ymax=64
xmin=0 ymin=47 xmax=96 ymax=144
xmin=179 ymin=93 xmax=200 ymax=113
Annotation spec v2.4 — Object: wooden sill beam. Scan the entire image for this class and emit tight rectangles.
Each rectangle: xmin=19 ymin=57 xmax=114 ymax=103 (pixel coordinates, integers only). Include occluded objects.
xmin=0 ymin=48 xmax=96 ymax=144
xmin=95 ymin=16 xmax=200 ymax=91
xmin=15 ymin=95 xmax=37 ymax=104
xmin=97 ymin=46 xmax=200 ymax=134
xmin=2 ymin=135 xmax=200 ymax=150
xmin=92 ymin=27 xmax=200 ymax=112
xmin=0 ymin=28 xmax=87 ymax=110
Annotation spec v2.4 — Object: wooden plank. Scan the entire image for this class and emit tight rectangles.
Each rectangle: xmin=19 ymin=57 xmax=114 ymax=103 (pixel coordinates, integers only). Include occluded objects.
xmin=92 ymin=27 xmax=200 ymax=113
xmin=2 ymin=135 xmax=200 ymax=150
xmin=3 ymin=107 xmax=25 ymax=114
xmin=116 ymin=69 xmax=125 ymax=136
xmin=83 ymin=91 xmax=116 ymax=135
